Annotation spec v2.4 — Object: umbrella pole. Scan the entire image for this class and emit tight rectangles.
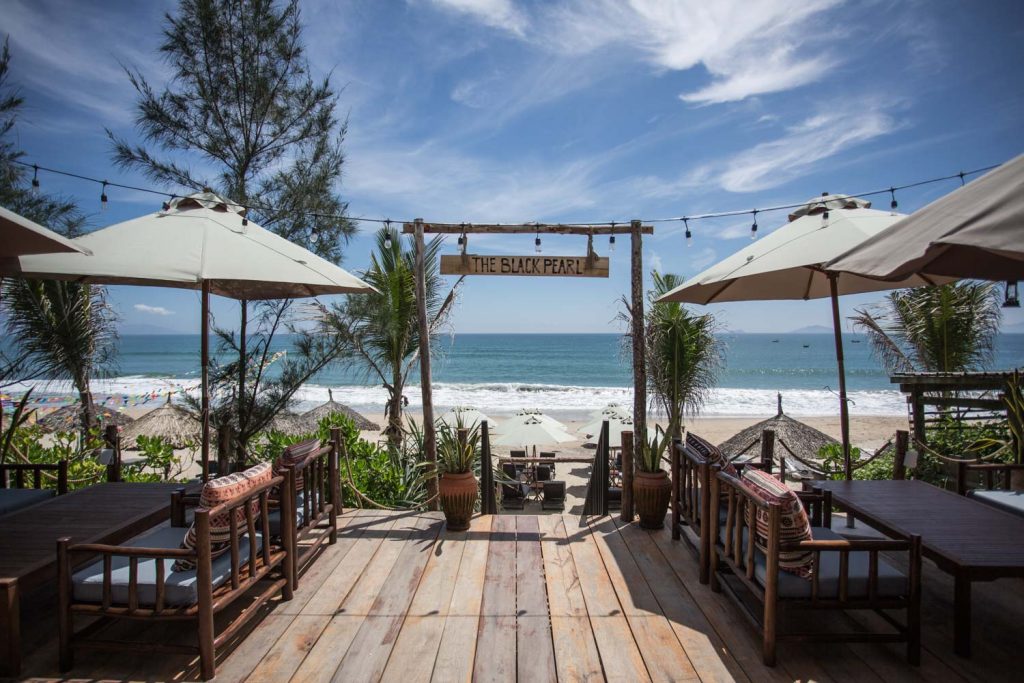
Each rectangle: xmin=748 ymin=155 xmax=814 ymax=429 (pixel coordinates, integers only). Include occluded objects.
xmin=827 ymin=273 xmax=853 ymax=480
xmin=238 ymin=300 xmax=247 ymax=445
xmin=201 ymin=281 xmax=210 ymax=482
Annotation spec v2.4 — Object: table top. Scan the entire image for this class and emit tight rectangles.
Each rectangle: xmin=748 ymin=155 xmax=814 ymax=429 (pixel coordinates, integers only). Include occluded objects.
xmin=813 ymin=480 xmax=1024 ymax=576
xmin=0 ymin=482 xmax=183 ymax=589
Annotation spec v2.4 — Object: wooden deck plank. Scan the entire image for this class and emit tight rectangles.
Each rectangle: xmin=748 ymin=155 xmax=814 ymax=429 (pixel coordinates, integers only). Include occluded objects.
xmin=538 ymin=515 xmax=604 ymax=681
xmin=566 ymin=514 xmax=651 ymax=682
xmin=473 ymin=514 xmax=518 ymax=682
xmin=432 ymin=516 xmax=492 ymax=682
xmin=332 ymin=514 xmax=443 ymax=681
xmin=516 ymin=515 xmax=557 ymax=683
xmin=610 ymin=516 xmax=746 ymax=683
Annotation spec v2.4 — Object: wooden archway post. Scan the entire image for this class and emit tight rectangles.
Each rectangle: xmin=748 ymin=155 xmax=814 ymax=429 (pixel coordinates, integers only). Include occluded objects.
xmin=414 ymin=218 xmax=439 ymax=510
xmin=630 ymin=219 xmax=648 ymax=478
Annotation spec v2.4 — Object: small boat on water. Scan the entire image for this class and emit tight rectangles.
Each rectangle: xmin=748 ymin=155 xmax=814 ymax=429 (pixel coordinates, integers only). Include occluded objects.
xmin=802 ymin=344 xmax=810 ymax=348
xmin=772 ymin=339 xmax=779 ymax=343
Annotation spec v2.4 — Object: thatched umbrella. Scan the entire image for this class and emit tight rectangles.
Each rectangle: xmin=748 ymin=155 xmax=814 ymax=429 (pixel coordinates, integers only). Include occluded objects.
xmin=268 ymin=411 xmax=309 ymax=435
xmin=39 ymin=403 xmax=134 ymax=433
xmin=119 ymin=394 xmax=202 ymax=449
xmin=717 ymin=393 xmax=837 ymax=479
xmin=300 ymin=389 xmax=380 ymax=432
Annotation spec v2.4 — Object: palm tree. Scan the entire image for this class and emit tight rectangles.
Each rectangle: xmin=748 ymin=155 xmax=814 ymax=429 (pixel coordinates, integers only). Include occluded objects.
xmin=3 ymin=279 xmax=118 ymax=433
xmin=646 ymin=272 xmax=724 ymax=437
xmin=320 ymin=225 xmax=462 ymax=448
xmin=851 ymin=282 xmax=1001 ymax=374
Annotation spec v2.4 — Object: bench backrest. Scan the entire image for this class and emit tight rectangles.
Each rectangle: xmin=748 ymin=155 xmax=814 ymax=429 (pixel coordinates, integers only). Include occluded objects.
xmin=0 ymin=461 xmax=68 ymax=494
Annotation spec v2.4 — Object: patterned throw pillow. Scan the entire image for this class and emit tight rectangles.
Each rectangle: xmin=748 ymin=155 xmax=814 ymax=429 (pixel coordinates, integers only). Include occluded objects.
xmin=687 ymin=431 xmax=738 ymax=477
xmin=174 ymin=462 xmax=274 ymax=571
xmin=741 ymin=467 xmax=814 ymax=579
xmin=274 ymin=438 xmax=320 ymax=492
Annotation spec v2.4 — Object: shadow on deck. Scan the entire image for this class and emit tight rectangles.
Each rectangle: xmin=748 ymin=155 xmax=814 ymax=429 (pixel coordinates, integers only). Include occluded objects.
xmin=16 ymin=509 xmax=1021 ymax=682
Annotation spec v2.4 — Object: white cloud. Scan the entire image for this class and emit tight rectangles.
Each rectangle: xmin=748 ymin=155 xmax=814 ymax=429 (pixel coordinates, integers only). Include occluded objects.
xmin=134 ymin=304 xmax=174 ymax=316
xmin=429 ymin=0 xmax=529 ymax=36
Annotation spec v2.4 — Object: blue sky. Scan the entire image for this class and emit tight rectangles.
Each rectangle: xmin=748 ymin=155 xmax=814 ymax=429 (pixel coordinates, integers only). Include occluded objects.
xmin=4 ymin=0 xmax=1024 ymax=334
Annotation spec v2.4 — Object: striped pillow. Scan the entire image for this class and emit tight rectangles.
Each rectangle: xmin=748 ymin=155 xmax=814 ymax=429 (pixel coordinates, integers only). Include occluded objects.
xmin=274 ymin=438 xmax=320 ymax=492
xmin=741 ymin=468 xmax=813 ymax=579
xmin=687 ymin=431 xmax=738 ymax=477
xmin=174 ymin=462 xmax=273 ymax=571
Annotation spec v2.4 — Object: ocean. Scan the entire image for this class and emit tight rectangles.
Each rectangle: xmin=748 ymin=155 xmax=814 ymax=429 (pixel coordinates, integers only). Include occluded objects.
xmin=11 ymin=333 xmax=1024 ymax=418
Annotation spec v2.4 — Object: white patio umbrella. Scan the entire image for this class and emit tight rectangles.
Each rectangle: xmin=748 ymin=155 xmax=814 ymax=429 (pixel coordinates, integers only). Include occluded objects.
xmin=658 ymin=194 xmax=950 ymax=479
xmin=492 ymin=415 xmax=576 ymax=451
xmin=438 ymin=406 xmax=499 ymax=429
xmin=1 ymin=192 xmax=375 ymax=478
xmin=513 ymin=408 xmax=566 ymax=429
xmin=589 ymin=403 xmax=630 ymax=420
xmin=580 ymin=415 xmax=649 ymax=447
xmin=0 ymin=204 xmax=89 ymax=257
xmin=827 ymin=154 xmax=1024 ymax=282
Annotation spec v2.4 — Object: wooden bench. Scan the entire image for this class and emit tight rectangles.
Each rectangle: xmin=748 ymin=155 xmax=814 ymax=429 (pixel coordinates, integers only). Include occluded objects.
xmin=0 ymin=461 xmax=68 ymax=517
xmin=712 ymin=469 xmax=922 ymax=666
xmin=954 ymin=461 xmax=1024 ymax=519
xmin=58 ymin=474 xmax=294 ymax=681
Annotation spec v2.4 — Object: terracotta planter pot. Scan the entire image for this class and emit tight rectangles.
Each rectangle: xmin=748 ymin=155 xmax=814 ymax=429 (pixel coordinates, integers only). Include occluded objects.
xmin=439 ymin=471 xmax=477 ymax=531
xmin=633 ymin=469 xmax=671 ymax=529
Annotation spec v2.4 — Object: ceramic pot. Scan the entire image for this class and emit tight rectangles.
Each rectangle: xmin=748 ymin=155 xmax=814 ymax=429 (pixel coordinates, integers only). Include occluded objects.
xmin=439 ymin=471 xmax=477 ymax=531
xmin=633 ymin=469 xmax=671 ymax=529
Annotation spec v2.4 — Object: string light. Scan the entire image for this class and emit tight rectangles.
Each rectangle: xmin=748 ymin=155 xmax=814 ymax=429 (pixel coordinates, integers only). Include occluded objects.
xmin=460 ymin=223 xmax=468 ymax=254
xmin=889 ymin=187 xmax=898 ymax=215
xmin=384 ymin=219 xmax=393 ymax=249
xmin=683 ymin=217 xmax=692 ymax=247
xmin=821 ymin=191 xmax=830 ymax=227
xmin=31 ymin=164 xmax=39 ymax=194
xmin=750 ymin=210 xmax=758 ymax=241
xmin=100 ymin=181 xmax=109 ymax=211
xmin=535 ymin=230 xmax=542 ymax=254
xmin=609 ymin=222 xmax=616 ymax=252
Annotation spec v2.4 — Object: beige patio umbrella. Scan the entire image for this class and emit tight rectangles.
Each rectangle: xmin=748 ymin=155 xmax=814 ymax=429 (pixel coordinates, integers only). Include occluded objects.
xmin=579 ymin=414 xmax=649 ymax=447
xmin=512 ymin=409 xmax=567 ymax=430
xmin=658 ymin=195 xmax=950 ymax=479
xmin=438 ymin=406 xmax=498 ymax=429
xmin=301 ymin=389 xmax=380 ymax=432
xmin=120 ymin=394 xmax=202 ymax=449
xmin=492 ymin=415 xmax=576 ymax=453
xmin=1 ymin=191 xmax=375 ymax=478
xmin=0 ymin=204 xmax=89 ymax=258
xmin=827 ymin=154 xmax=1024 ymax=281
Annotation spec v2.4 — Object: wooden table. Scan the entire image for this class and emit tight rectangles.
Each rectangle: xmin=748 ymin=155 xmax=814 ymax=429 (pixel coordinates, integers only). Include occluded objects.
xmin=812 ymin=479 xmax=1024 ymax=657
xmin=0 ymin=482 xmax=183 ymax=676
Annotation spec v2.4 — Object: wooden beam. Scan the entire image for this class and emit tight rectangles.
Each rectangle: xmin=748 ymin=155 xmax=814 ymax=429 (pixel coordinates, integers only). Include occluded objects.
xmin=414 ymin=219 xmax=439 ymax=511
xmin=630 ymin=219 xmax=647 ymax=478
xmin=402 ymin=222 xmax=653 ymax=235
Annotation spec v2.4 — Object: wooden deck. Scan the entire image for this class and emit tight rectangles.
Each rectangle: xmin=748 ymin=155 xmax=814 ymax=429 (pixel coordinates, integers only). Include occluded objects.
xmin=18 ymin=509 xmax=1022 ymax=682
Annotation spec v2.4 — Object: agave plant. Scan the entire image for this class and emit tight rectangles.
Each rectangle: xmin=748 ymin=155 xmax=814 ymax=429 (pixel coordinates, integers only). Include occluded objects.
xmin=434 ymin=417 xmax=480 ymax=476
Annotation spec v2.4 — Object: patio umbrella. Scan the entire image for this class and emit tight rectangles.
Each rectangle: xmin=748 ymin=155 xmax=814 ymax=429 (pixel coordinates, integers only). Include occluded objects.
xmin=119 ymin=394 xmax=202 ymax=450
xmin=268 ymin=411 xmax=308 ymax=435
xmin=437 ymin=406 xmax=498 ymax=429
xmin=492 ymin=415 xmax=576 ymax=451
xmin=589 ymin=403 xmax=630 ymax=420
xmin=301 ymin=389 xmax=380 ymax=432
xmin=1 ymin=191 xmax=375 ymax=478
xmin=39 ymin=403 xmax=133 ymax=433
xmin=580 ymin=415 xmax=649 ymax=447
xmin=0 ymin=204 xmax=89 ymax=258
xmin=512 ymin=409 xmax=567 ymax=430
xmin=827 ymin=154 xmax=1024 ymax=281
xmin=658 ymin=194 xmax=948 ymax=479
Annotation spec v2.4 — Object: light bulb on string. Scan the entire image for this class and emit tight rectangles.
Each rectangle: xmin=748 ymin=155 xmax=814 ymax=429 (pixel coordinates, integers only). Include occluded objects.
xmin=750 ymin=210 xmax=758 ymax=241
xmin=820 ymin=191 xmax=829 ymax=227
xmin=384 ymin=219 xmax=393 ymax=249
xmin=889 ymin=188 xmax=898 ymax=216
xmin=457 ymin=223 xmax=466 ymax=253
xmin=683 ymin=218 xmax=692 ymax=247
xmin=100 ymin=181 xmax=109 ymax=211
xmin=31 ymin=165 xmax=40 ymax=194
xmin=609 ymin=222 xmax=616 ymax=253
xmin=535 ymin=232 xmax=542 ymax=254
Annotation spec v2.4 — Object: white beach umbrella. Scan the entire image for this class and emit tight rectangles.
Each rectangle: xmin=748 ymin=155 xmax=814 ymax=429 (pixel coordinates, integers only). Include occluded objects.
xmin=0 ymin=204 xmax=89 ymax=257
xmin=658 ymin=195 xmax=951 ymax=479
xmin=580 ymin=415 xmax=649 ymax=446
xmin=438 ymin=406 xmax=499 ymax=429
xmin=589 ymin=403 xmax=630 ymax=420
xmin=513 ymin=408 xmax=566 ymax=429
xmin=0 ymin=192 xmax=375 ymax=477
xmin=492 ymin=416 xmax=576 ymax=448
xmin=827 ymin=154 xmax=1024 ymax=282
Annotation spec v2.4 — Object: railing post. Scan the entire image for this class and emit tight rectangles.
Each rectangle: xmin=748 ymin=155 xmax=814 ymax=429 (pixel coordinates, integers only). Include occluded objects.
xmin=480 ymin=421 xmax=495 ymax=515
xmin=893 ymin=430 xmax=909 ymax=481
xmin=670 ymin=437 xmax=680 ymax=539
xmin=760 ymin=428 xmax=775 ymax=475
xmin=104 ymin=424 xmax=121 ymax=483
xmin=330 ymin=426 xmax=343 ymax=518
xmin=621 ymin=431 xmax=634 ymax=523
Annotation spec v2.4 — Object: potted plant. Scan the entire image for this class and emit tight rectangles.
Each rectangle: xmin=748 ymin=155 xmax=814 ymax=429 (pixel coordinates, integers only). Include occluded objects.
xmin=434 ymin=420 xmax=479 ymax=531
xmin=633 ymin=426 xmax=673 ymax=529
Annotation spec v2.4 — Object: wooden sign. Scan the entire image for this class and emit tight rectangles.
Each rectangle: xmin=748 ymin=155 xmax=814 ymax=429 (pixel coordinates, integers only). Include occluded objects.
xmin=440 ymin=254 xmax=609 ymax=278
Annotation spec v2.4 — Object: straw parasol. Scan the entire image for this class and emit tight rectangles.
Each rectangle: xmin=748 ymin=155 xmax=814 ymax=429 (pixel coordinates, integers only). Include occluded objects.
xmin=119 ymin=394 xmax=202 ymax=449
xmin=0 ymin=204 xmax=89 ymax=257
xmin=827 ymin=153 xmax=1024 ymax=282
xmin=1 ymin=191 xmax=375 ymax=479
xmin=300 ymin=389 xmax=380 ymax=432
xmin=717 ymin=393 xmax=837 ymax=478
xmin=658 ymin=194 xmax=950 ymax=479
xmin=39 ymin=403 xmax=133 ymax=433
xmin=268 ymin=411 xmax=309 ymax=435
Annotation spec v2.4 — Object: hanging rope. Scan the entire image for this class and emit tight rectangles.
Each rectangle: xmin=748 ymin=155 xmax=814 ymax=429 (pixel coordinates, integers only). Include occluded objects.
xmin=338 ymin=444 xmax=439 ymax=511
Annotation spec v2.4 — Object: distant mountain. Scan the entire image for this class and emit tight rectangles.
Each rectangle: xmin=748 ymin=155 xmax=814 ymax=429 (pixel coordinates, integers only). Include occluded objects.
xmin=119 ymin=323 xmax=188 ymax=335
xmin=788 ymin=324 xmax=833 ymax=334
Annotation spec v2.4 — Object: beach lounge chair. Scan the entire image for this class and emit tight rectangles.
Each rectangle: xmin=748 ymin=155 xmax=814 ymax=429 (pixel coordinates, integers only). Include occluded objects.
xmin=501 ymin=463 xmax=526 ymax=510
xmin=710 ymin=467 xmax=921 ymax=667
xmin=539 ymin=451 xmax=556 ymax=476
xmin=0 ymin=462 xmax=68 ymax=517
xmin=510 ymin=449 xmax=528 ymax=477
xmin=541 ymin=481 xmax=566 ymax=511
xmin=57 ymin=463 xmax=295 ymax=680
